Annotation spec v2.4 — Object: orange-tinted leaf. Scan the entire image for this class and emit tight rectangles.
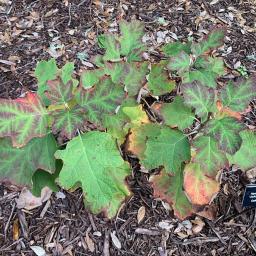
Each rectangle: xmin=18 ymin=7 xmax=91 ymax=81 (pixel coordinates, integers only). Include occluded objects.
xmin=152 ymin=169 xmax=193 ymax=219
xmin=184 ymin=163 xmax=220 ymax=205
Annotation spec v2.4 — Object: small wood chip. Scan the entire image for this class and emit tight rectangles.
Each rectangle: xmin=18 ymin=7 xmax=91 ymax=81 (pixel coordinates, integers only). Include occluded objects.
xmin=137 ymin=206 xmax=146 ymax=224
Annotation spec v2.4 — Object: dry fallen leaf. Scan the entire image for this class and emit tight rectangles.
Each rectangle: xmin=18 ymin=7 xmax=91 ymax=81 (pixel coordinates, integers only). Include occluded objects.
xmin=30 ymin=246 xmax=46 ymax=256
xmin=137 ymin=206 xmax=146 ymax=224
xmin=13 ymin=219 xmax=20 ymax=240
xmin=85 ymin=233 xmax=95 ymax=253
xmin=16 ymin=187 xmax=52 ymax=210
xmin=110 ymin=231 xmax=121 ymax=249
xmin=191 ymin=217 xmax=205 ymax=234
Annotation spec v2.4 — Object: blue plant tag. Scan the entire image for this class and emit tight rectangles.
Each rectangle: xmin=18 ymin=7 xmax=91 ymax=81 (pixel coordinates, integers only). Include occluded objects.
xmin=242 ymin=184 xmax=256 ymax=208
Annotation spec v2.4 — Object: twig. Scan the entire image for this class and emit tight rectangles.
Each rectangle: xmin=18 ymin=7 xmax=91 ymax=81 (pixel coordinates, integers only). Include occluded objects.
xmin=173 ymin=236 xmax=229 ymax=245
xmin=206 ymin=220 xmax=227 ymax=245
xmin=103 ymin=230 xmax=110 ymax=256
xmin=4 ymin=202 xmax=15 ymax=237
xmin=135 ymin=228 xmax=161 ymax=236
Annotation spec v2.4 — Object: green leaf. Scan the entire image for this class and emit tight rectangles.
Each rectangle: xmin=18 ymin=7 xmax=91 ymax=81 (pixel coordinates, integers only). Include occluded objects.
xmin=184 ymin=163 xmax=220 ymax=205
xmin=123 ymin=62 xmax=148 ymax=96
xmin=32 ymin=169 xmax=59 ymax=197
xmin=104 ymin=62 xmax=125 ymax=84
xmin=205 ymin=117 xmax=244 ymax=154
xmin=102 ymin=34 xmax=121 ymax=61
xmin=61 ymin=62 xmax=75 ymax=84
xmin=184 ymin=57 xmax=225 ymax=88
xmin=0 ymin=134 xmax=57 ymax=187
xmin=103 ymin=99 xmax=137 ymax=144
xmin=148 ymin=63 xmax=176 ymax=96
xmin=51 ymin=107 xmax=86 ymax=139
xmin=167 ymin=51 xmax=191 ymax=74
xmin=80 ymin=69 xmax=104 ymax=89
xmin=45 ymin=78 xmax=73 ymax=105
xmin=35 ymin=59 xmax=58 ymax=106
xmin=182 ymin=82 xmax=215 ymax=122
xmin=191 ymin=29 xmax=225 ymax=56
xmin=160 ymin=96 xmax=195 ymax=130
xmin=119 ymin=20 xmax=145 ymax=60
xmin=55 ymin=131 xmax=131 ymax=218
xmin=227 ymin=130 xmax=256 ymax=171
xmin=0 ymin=92 xmax=48 ymax=147
xmin=142 ymin=127 xmax=191 ymax=174
xmin=77 ymin=78 xmax=125 ymax=125
xmin=193 ymin=136 xmax=228 ymax=176
xmin=220 ymin=78 xmax=256 ymax=112
xmin=162 ymin=41 xmax=191 ymax=57
xmin=152 ymin=168 xmax=193 ymax=219
xmin=127 ymin=123 xmax=161 ymax=158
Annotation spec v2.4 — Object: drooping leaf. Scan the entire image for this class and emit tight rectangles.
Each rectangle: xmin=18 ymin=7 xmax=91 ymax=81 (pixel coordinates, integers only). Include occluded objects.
xmin=193 ymin=136 xmax=228 ymax=176
xmin=123 ymin=62 xmax=148 ymax=96
xmin=205 ymin=117 xmax=244 ymax=154
xmin=152 ymin=169 xmax=193 ymax=219
xmin=32 ymin=169 xmax=59 ymax=197
xmin=219 ymin=78 xmax=256 ymax=112
xmin=127 ymin=123 xmax=161 ymax=158
xmin=227 ymin=130 xmax=256 ymax=171
xmin=119 ymin=20 xmax=145 ymax=61
xmin=102 ymin=34 xmax=121 ymax=61
xmin=183 ymin=163 xmax=220 ymax=205
xmin=148 ymin=63 xmax=176 ymax=96
xmin=103 ymin=99 xmax=137 ymax=144
xmin=160 ymin=96 xmax=195 ymax=130
xmin=162 ymin=41 xmax=191 ymax=57
xmin=167 ymin=51 xmax=191 ymax=74
xmin=35 ymin=59 xmax=58 ymax=106
xmin=191 ymin=28 xmax=225 ymax=56
xmin=0 ymin=92 xmax=48 ymax=147
xmin=80 ymin=69 xmax=104 ymax=89
xmin=0 ymin=134 xmax=57 ymax=187
xmin=142 ymin=126 xmax=191 ymax=174
xmin=77 ymin=78 xmax=125 ymax=125
xmin=45 ymin=78 xmax=73 ymax=105
xmin=55 ymin=131 xmax=131 ymax=218
xmin=51 ymin=107 xmax=86 ymax=139
xmin=182 ymin=82 xmax=215 ymax=122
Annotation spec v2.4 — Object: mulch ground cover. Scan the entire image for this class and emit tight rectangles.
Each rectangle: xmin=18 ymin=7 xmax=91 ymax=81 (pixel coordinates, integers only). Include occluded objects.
xmin=1 ymin=0 xmax=256 ymax=255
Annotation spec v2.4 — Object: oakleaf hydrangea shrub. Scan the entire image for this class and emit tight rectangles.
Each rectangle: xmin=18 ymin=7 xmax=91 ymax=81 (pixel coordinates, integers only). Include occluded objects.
xmin=0 ymin=20 xmax=255 ymax=219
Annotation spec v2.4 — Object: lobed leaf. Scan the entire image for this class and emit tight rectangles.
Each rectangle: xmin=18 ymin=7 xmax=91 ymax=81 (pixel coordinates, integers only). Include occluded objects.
xmin=182 ymin=81 xmax=215 ymax=122
xmin=191 ymin=28 xmax=225 ymax=56
xmin=127 ymin=123 xmax=160 ymax=158
xmin=102 ymin=34 xmax=121 ymax=61
xmin=123 ymin=62 xmax=148 ymax=96
xmin=159 ymin=96 xmax=195 ymax=130
xmin=104 ymin=62 xmax=125 ymax=84
xmin=219 ymin=77 xmax=256 ymax=112
xmin=0 ymin=134 xmax=57 ymax=187
xmin=227 ymin=130 xmax=256 ymax=171
xmin=148 ymin=63 xmax=176 ymax=96
xmin=77 ymin=78 xmax=125 ymax=125
xmin=80 ymin=69 xmax=104 ymax=89
xmin=162 ymin=41 xmax=191 ymax=57
xmin=0 ymin=92 xmax=48 ymax=147
xmin=152 ymin=169 xmax=193 ymax=219
xmin=167 ymin=51 xmax=191 ymax=74
xmin=193 ymin=136 xmax=228 ymax=176
xmin=205 ymin=117 xmax=244 ymax=154
xmin=55 ymin=131 xmax=131 ymax=218
xmin=142 ymin=126 xmax=191 ymax=174
xmin=119 ymin=20 xmax=145 ymax=61
xmin=51 ymin=107 xmax=86 ymax=139
xmin=183 ymin=163 xmax=220 ymax=205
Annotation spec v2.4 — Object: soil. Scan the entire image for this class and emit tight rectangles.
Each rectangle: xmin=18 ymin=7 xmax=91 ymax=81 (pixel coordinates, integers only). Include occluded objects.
xmin=1 ymin=0 xmax=256 ymax=255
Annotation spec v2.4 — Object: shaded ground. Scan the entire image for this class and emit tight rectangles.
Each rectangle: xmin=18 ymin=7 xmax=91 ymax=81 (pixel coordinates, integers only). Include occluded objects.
xmin=1 ymin=0 xmax=256 ymax=255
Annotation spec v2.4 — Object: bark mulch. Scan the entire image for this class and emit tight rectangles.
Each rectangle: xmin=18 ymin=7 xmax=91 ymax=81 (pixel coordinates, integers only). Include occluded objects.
xmin=1 ymin=0 xmax=256 ymax=255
